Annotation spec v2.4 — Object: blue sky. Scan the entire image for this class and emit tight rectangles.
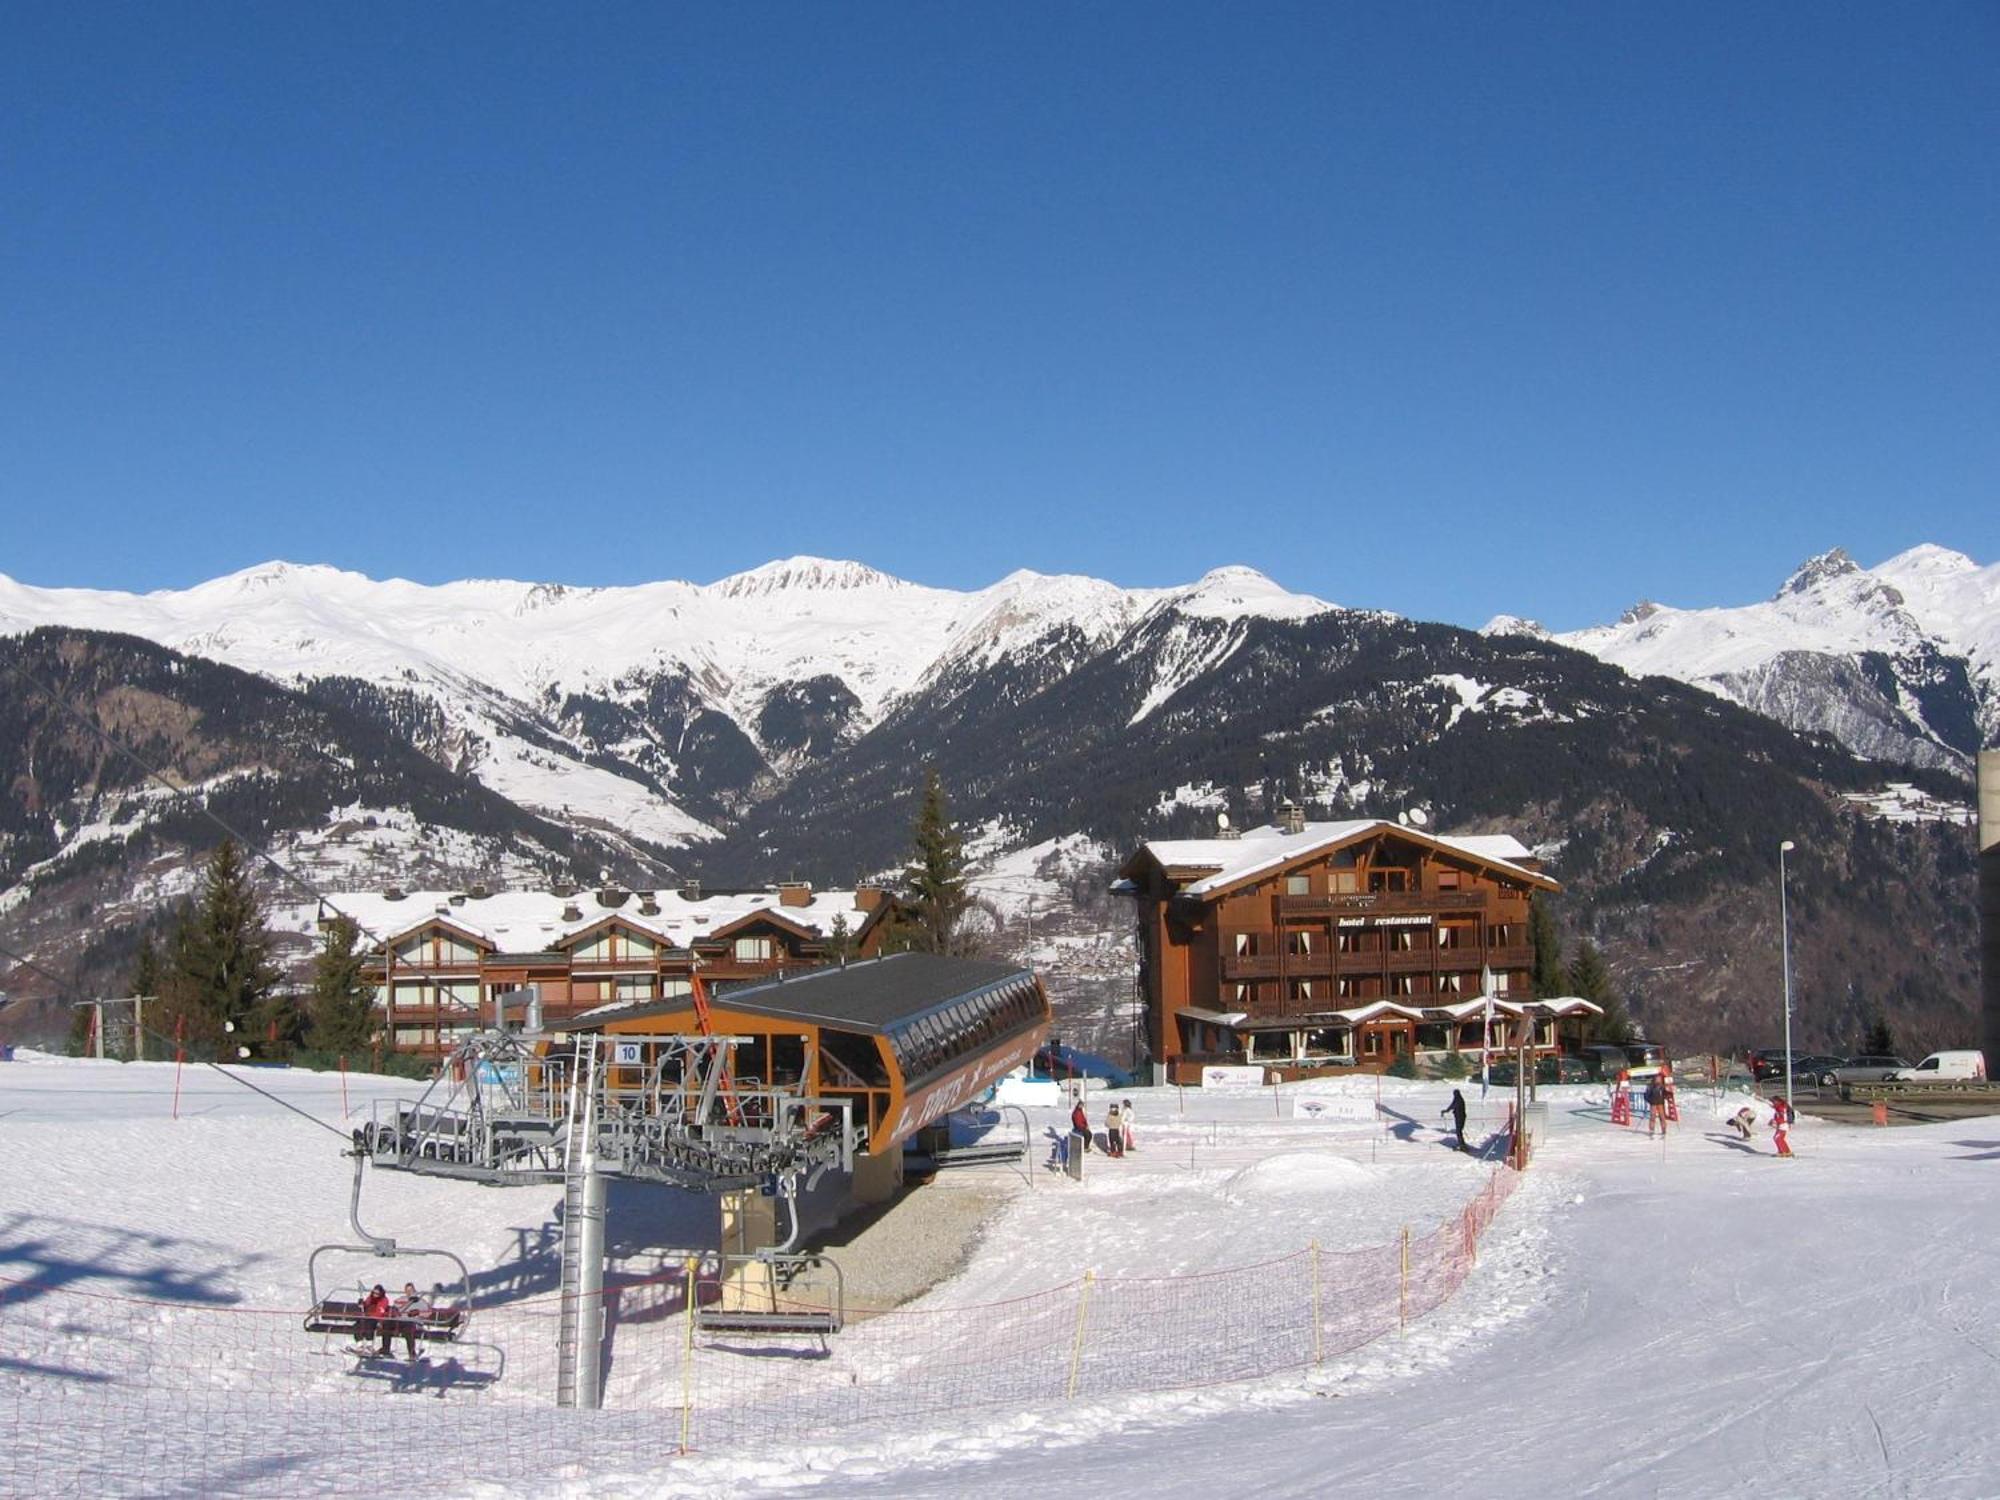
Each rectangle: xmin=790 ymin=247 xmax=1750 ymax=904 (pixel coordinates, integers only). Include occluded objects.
xmin=2 ymin=4 xmax=1993 ymax=629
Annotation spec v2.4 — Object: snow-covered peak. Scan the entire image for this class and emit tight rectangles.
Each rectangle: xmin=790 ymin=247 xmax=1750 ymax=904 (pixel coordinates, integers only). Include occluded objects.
xmin=1776 ymin=547 xmax=1861 ymax=599
xmin=711 ymin=556 xmax=901 ymax=600
xmin=1481 ymin=615 xmax=1550 ymax=641
xmin=1162 ymin=565 xmax=1335 ymax=623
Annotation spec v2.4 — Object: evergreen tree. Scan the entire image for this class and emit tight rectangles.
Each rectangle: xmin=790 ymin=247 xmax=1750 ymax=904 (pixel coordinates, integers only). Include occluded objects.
xmin=901 ymin=769 xmax=971 ymax=954
xmin=1863 ymin=1014 xmax=1895 ymax=1056
xmin=132 ymin=932 xmax=160 ymax=1000
xmin=158 ymin=839 xmax=281 ymax=1054
xmin=1529 ymin=895 xmax=1565 ymax=998
xmin=307 ymin=914 xmax=378 ymax=1057
xmin=825 ymin=911 xmax=855 ymax=962
xmin=1568 ymin=939 xmax=1634 ymax=1045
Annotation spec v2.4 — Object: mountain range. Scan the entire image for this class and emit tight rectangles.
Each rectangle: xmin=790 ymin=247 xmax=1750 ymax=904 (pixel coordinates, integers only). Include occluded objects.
xmin=0 ymin=547 xmax=1987 ymax=1058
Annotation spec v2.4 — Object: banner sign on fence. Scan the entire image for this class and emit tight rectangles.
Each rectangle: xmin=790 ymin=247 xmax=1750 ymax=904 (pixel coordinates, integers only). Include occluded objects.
xmin=1201 ymin=1065 xmax=1268 ymax=1090
xmin=1292 ymin=1096 xmax=1376 ymax=1123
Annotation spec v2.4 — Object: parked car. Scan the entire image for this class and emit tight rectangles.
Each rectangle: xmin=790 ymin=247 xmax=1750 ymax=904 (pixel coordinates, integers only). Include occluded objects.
xmin=1787 ymin=1054 xmax=1846 ymax=1087
xmin=1825 ymin=1054 xmax=1909 ymax=1085
xmin=1748 ymin=1049 xmax=1807 ymax=1082
xmin=1892 ymin=1050 xmax=1988 ymax=1083
xmin=1621 ymin=1041 xmax=1666 ymax=1069
xmin=1575 ymin=1044 xmax=1633 ymax=1082
xmin=1543 ymin=1055 xmax=1592 ymax=1085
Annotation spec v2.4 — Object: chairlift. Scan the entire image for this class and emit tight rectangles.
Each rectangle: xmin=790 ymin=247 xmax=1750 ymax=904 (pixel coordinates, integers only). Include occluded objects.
xmin=692 ymin=1250 xmax=846 ymax=1344
xmin=302 ymin=1146 xmax=473 ymax=1358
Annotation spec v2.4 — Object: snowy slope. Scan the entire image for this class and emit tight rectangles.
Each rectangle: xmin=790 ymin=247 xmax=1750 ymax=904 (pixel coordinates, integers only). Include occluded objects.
xmin=1548 ymin=546 xmax=1999 ymax=767
xmin=5 ymin=1054 xmax=1997 ymax=1498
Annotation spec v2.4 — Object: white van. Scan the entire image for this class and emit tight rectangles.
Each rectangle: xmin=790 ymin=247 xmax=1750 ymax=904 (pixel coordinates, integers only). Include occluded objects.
xmin=1891 ymin=1050 xmax=1987 ymax=1082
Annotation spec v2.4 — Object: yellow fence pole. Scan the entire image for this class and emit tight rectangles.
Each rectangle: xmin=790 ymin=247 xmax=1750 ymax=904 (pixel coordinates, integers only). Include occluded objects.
xmin=1309 ymin=1240 xmax=1323 ymax=1368
xmin=1066 ymin=1270 xmax=1096 ymax=1400
xmin=680 ymin=1255 xmax=698 ymax=1454
xmin=1398 ymin=1226 xmax=1411 ymax=1332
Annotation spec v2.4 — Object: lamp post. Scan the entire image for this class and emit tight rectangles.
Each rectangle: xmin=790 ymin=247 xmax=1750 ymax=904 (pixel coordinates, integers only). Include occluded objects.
xmin=1779 ymin=840 xmax=1796 ymax=1116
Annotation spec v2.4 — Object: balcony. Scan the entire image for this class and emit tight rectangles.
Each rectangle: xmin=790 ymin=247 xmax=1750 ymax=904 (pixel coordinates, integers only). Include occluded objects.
xmin=1278 ymin=890 xmax=1489 ymax=918
xmin=1221 ymin=953 xmax=1336 ymax=980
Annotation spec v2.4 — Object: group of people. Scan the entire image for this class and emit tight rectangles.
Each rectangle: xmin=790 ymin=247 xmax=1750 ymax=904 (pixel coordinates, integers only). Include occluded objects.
xmin=1069 ymin=1097 xmax=1136 ymax=1158
xmin=1727 ymin=1095 xmax=1794 ymax=1155
xmin=356 ymin=1281 xmax=432 ymax=1359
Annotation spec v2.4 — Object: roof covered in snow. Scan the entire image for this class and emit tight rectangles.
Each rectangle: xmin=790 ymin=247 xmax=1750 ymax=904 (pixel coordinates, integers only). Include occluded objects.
xmin=323 ymin=885 xmax=890 ymax=954
xmin=1117 ymin=819 xmax=1555 ymax=898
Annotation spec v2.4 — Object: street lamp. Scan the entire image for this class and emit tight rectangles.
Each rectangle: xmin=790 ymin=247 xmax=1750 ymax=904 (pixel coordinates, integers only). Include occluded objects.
xmin=1779 ymin=840 xmax=1797 ymax=1115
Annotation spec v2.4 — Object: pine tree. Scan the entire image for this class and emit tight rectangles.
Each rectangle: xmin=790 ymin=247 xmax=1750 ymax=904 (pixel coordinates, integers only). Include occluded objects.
xmin=307 ymin=914 xmax=378 ymax=1057
xmin=1863 ymin=1014 xmax=1895 ymax=1056
xmin=901 ymin=769 xmax=971 ymax=954
xmin=158 ymin=839 xmax=281 ymax=1054
xmin=1529 ymin=895 xmax=1565 ymax=998
xmin=825 ymin=911 xmax=855 ymax=962
xmin=1568 ymin=939 xmax=1634 ymax=1045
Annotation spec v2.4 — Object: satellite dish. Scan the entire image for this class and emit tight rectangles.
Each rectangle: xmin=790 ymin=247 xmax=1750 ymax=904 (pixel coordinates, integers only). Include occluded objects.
xmin=1396 ymin=810 xmax=1408 ymax=826
xmin=1216 ymin=812 xmax=1231 ymax=831
xmin=1408 ymin=807 xmax=1429 ymax=828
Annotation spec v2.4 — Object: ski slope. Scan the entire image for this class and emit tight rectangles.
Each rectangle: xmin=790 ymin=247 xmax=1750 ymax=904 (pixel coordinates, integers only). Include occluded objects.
xmin=1 ymin=1054 xmax=1994 ymax=1497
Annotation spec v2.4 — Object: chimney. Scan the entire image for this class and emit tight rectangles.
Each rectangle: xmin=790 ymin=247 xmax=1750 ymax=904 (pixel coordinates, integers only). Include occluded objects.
xmin=1278 ymin=799 xmax=1305 ymax=835
xmin=561 ymin=902 xmax=582 ymax=923
xmin=853 ymin=885 xmax=887 ymax=913
xmin=469 ymin=883 xmax=491 ymax=900
xmin=680 ymin=879 xmax=703 ymax=902
xmin=638 ymin=892 xmax=660 ymax=916
xmin=778 ymin=880 xmax=812 ymax=908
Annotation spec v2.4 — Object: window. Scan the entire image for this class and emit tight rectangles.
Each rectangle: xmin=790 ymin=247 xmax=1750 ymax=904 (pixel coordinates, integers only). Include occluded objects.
xmin=1286 ymin=874 xmax=1310 ymax=896
xmin=1437 ymin=870 xmax=1461 ymax=891
xmin=1368 ymin=869 xmax=1409 ymax=894
xmin=1493 ymin=972 xmax=1511 ymax=994
xmin=1288 ymin=930 xmax=1314 ymax=955
xmin=733 ymin=936 xmax=775 ymax=961
xmin=1332 ymin=871 xmax=1359 ymax=894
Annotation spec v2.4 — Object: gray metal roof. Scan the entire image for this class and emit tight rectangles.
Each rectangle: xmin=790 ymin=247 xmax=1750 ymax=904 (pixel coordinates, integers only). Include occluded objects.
xmin=579 ymin=952 xmax=1036 ymax=1036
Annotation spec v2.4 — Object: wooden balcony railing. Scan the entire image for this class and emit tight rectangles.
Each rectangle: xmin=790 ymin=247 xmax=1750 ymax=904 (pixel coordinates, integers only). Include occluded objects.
xmin=1278 ymin=890 xmax=1489 ymax=917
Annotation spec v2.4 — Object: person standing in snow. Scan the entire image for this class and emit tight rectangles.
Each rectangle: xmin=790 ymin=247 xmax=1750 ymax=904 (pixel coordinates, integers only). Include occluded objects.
xmin=1120 ymin=1098 xmax=1136 ymax=1154
xmin=1771 ymin=1094 xmax=1794 ymax=1157
xmin=1070 ymin=1098 xmax=1092 ymax=1154
xmin=1441 ymin=1088 xmax=1470 ymax=1153
xmin=1644 ymin=1072 xmax=1669 ymax=1137
xmin=1105 ymin=1100 xmax=1125 ymax=1157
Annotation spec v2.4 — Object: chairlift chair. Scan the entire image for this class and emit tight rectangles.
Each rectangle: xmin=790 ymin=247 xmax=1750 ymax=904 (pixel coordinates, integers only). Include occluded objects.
xmin=302 ymin=1147 xmax=474 ymax=1357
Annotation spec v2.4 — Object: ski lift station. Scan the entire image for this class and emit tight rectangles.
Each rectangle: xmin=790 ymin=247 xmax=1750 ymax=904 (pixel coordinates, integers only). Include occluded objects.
xmin=347 ymin=951 xmax=1050 ymax=1406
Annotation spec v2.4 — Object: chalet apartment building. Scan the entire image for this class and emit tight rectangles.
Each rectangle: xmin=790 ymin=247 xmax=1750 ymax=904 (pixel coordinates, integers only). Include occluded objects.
xmin=321 ymin=881 xmax=904 ymax=1056
xmin=1115 ymin=810 xmax=1597 ymax=1083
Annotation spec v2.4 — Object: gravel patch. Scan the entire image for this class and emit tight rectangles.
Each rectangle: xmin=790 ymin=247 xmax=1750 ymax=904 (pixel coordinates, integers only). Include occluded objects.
xmin=801 ymin=1168 xmax=1021 ymax=1315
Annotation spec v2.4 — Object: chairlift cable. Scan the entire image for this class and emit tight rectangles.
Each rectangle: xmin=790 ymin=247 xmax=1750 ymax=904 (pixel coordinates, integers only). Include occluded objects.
xmin=0 ymin=935 xmax=357 ymax=1142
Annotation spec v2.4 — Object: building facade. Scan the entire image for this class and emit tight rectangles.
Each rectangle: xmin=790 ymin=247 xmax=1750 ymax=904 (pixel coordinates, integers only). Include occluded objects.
xmin=323 ymin=881 xmax=905 ymax=1057
xmin=1115 ymin=815 xmax=1578 ymax=1083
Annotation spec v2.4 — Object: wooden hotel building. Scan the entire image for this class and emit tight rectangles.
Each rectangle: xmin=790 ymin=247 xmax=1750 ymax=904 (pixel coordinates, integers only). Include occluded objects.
xmin=1115 ymin=810 xmax=1585 ymax=1083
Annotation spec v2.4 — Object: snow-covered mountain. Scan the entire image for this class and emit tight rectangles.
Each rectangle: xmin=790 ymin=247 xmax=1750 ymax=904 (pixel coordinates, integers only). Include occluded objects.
xmin=1505 ymin=546 xmax=1999 ymax=769
xmin=0 ymin=558 xmax=1336 ymax=849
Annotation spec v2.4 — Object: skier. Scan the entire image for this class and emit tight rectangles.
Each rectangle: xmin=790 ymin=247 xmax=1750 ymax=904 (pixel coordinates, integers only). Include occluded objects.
xmin=1105 ymin=1100 xmax=1125 ymax=1157
xmin=1727 ymin=1105 xmax=1757 ymax=1140
xmin=1441 ymin=1088 xmax=1470 ymax=1153
xmin=1644 ymin=1072 xmax=1669 ymax=1137
xmin=1120 ymin=1098 xmax=1137 ymax=1154
xmin=1771 ymin=1094 xmax=1794 ymax=1158
xmin=390 ymin=1281 xmax=429 ymax=1359
xmin=356 ymin=1284 xmax=393 ymax=1356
